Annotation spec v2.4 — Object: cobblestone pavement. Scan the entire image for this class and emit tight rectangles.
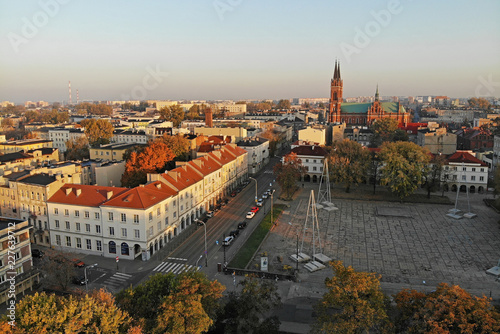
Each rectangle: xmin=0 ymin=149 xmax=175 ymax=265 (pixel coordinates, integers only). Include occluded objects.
xmin=258 ymin=184 xmax=500 ymax=302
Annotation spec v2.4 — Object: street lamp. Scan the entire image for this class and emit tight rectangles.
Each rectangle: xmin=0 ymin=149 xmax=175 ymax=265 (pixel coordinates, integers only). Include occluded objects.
xmin=200 ymin=221 xmax=208 ymax=267
xmin=85 ymin=263 xmax=98 ymax=294
xmin=196 ymin=254 xmax=203 ymax=268
xmin=249 ymin=177 xmax=258 ymax=203
xmin=270 ymin=189 xmax=275 ymax=225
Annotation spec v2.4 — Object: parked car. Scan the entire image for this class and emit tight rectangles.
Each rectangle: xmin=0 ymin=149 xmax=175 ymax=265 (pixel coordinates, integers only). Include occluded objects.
xmin=31 ymin=249 xmax=44 ymax=258
xmin=72 ymin=259 xmax=85 ymax=268
xmin=206 ymin=211 xmax=214 ymax=218
xmin=229 ymin=230 xmax=240 ymax=238
xmin=246 ymin=211 xmax=255 ymax=219
xmin=237 ymin=221 xmax=247 ymax=229
xmin=262 ymin=193 xmax=269 ymax=199
xmin=256 ymin=199 xmax=264 ymax=207
xmin=72 ymin=275 xmax=88 ymax=286
xmin=222 ymin=236 xmax=234 ymax=246
xmin=250 ymin=206 xmax=259 ymax=213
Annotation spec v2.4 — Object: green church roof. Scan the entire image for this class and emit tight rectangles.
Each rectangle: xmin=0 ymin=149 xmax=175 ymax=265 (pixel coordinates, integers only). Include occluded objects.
xmin=340 ymin=102 xmax=405 ymax=114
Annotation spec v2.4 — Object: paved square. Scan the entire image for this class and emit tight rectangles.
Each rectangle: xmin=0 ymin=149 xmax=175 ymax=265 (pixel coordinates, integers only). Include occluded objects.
xmin=260 ymin=187 xmax=500 ymax=298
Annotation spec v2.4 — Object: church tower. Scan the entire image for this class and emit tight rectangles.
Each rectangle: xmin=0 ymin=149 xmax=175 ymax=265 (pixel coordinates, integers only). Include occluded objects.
xmin=328 ymin=60 xmax=343 ymax=123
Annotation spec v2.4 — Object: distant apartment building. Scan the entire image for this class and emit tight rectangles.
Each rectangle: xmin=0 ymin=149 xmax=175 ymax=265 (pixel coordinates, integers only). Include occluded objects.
xmin=112 ymin=129 xmax=148 ymax=145
xmin=299 ymin=126 xmax=326 ymax=145
xmin=194 ymin=127 xmax=248 ymax=142
xmin=48 ymin=128 xmax=86 ymax=153
xmin=237 ymin=137 xmax=270 ymax=174
xmin=47 ymin=144 xmax=248 ymax=260
xmin=0 ymin=101 xmax=14 ymax=108
xmin=455 ymin=128 xmax=493 ymax=151
xmin=89 ymin=143 xmax=142 ymax=161
xmin=417 ymin=127 xmax=457 ymax=155
xmin=215 ymin=103 xmax=247 ymax=115
xmin=344 ymin=127 xmax=373 ymax=147
xmin=0 ymin=139 xmax=53 ymax=154
xmin=0 ymin=217 xmax=40 ymax=305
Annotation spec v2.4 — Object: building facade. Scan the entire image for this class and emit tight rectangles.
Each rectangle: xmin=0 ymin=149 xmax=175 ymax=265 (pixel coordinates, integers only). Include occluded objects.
xmin=443 ymin=151 xmax=488 ymax=193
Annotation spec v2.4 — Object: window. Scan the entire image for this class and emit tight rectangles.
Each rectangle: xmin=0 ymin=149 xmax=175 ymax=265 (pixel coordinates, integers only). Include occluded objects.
xmin=305 ymin=159 xmax=309 ymax=162
xmin=453 ymin=175 xmax=457 ymax=180
xmin=76 ymin=238 xmax=82 ymax=249
xmin=55 ymin=220 xmax=60 ymax=229
xmin=472 ymin=168 xmax=476 ymax=172
xmin=173 ymin=212 xmax=176 ymax=218
xmin=165 ymin=217 xmax=169 ymax=225
xmin=109 ymin=227 xmax=114 ymax=236
xmin=149 ymin=212 xmax=153 ymax=221
xmin=121 ymin=228 xmax=127 ymax=237
xmin=157 ymin=208 xmax=161 ymax=216
xmin=76 ymin=223 xmax=81 ymax=231
xmin=86 ymin=224 xmax=90 ymax=232
xmin=55 ymin=235 xmax=61 ymax=245
xmin=157 ymin=222 xmax=161 ymax=231
xmin=120 ymin=213 xmax=127 ymax=222
xmin=84 ymin=211 xmax=89 ymax=219
xmin=173 ymin=200 xmax=176 ymax=207
xmin=54 ymin=208 xmax=59 ymax=215
xmin=471 ymin=176 xmax=476 ymax=181
xmin=462 ymin=175 xmax=466 ymax=181
xmin=462 ymin=167 xmax=466 ymax=171
xmin=133 ymin=214 xmax=139 ymax=224
xmin=95 ymin=212 xmax=100 ymax=220
xmin=96 ymin=240 xmax=102 ymax=251
xmin=181 ymin=205 xmax=184 ymax=211
xmin=149 ymin=226 xmax=153 ymax=236
xmin=164 ymin=204 xmax=168 ymax=212
xmin=108 ymin=212 xmax=114 ymax=221
xmin=480 ymin=176 xmax=484 ymax=181
xmin=96 ymin=225 xmax=101 ymax=234
xmin=66 ymin=236 xmax=71 ymax=247
xmin=74 ymin=210 xmax=79 ymax=217
xmin=65 ymin=221 xmax=70 ymax=230
xmin=64 ymin=209 xmax=69 ymax=216
xmin=86 ymin=239 xmax=91 ymax=250
xmin=481 ymin=168 xmax=485 ymax=172
xmin=16 ymin=267 xmax=23 ymax=275
xmin=313 ymin=167 xmax=317 ymax=171
xmin=134 ymin=229 xmax=140 ymax=238
xmin=109 ymin=241 xmax=116 ymax=254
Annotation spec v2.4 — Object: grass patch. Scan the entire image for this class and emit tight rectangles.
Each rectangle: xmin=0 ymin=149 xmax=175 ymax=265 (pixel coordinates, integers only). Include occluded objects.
xmin=228 ymin=204 xmax=286 ymax=269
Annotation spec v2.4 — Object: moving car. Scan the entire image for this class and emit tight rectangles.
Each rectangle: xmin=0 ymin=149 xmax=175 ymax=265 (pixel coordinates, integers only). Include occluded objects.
xmin=72 ymin=275 xmax=88 ymax=285
xmin=229 ymin=230 xmax=240 ymax=238
xmin=262 ymin=193 xmax=269 ymax=199
xmin=222 ymin=236 xmax=234 ymax=246
xmin=256 ymin=199 xmax=264 ymax=207
xmin=246 ymin=211 xmax=255 ymax=219
xmin=250 ymin=206 xmax=259 ymax=213
xmin=72 ymin=259 xmax=85 ymax=268
xmin=237 ymin=221 xmax=247 ymax=229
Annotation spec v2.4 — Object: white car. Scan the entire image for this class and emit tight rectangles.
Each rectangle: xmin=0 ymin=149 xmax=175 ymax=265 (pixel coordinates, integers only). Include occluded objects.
xmin=262 ymin=193 xmax=269 ymax=199
xmin=256 ymin=199 xmax=263 ymax=207
xmin=246 ymin=211 xmax=255 ymax=219
xmin=222 ymin=236 xmax=234 ymax=246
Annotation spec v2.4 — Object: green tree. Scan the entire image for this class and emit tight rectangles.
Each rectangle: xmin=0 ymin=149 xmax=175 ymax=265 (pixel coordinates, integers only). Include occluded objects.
xmin=159 ymin=105 xmax=185 ymax=127
xmin=379 ymin=141 xmax=430 ymax=201
xmin=212 ymin=276 xmax=281 ymax=333
xmin=273 ymin=152 xmax=306 ymax=200
xmin=0 ymin=289 xmax=138 ymax=333
xmin=116 ymin=272 xmax=224 ymax=334
xmin=328 ymin=139 xmax=371 ymax=193
xmin=186 ymin=105 xmax=201 ymax=120
xmin=424 ymin=153 xmax=445 ymax=199
xmin=370 ymin=117 xmax=399 ymax=147
xmin=395 ymin=283 xmax=500 ymax=333
xmin=276 ymin=99 xmax=291 ymax=110
xmin=313 ymin=261 xmax=391 ymax=333
xmin=65 ymin=136 xmax=90 ymax=161
xmin=81 ymin=118 xmax=114 ymax=146
xmin=160 ymin=134 xmax=191 ymax=161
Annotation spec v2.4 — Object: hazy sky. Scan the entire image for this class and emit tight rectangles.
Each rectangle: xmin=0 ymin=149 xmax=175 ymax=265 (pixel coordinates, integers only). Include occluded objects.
xmin=1 ymin=0 xmax=499 ymax=103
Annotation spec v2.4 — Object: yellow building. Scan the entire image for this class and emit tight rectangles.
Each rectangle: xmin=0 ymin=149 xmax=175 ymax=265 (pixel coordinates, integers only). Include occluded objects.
xmin=89 ymin=143 xmax=145 ymax=161
xmin=0 ymin=139 xmax=53 ymax=154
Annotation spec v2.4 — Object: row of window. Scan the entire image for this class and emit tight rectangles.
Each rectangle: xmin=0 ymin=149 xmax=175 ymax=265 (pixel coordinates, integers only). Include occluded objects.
xmin=445 ymin=175 xmax=484 ymax=181
xmin=55 ymin=235 xmax=103 ymax=251
xmin=53 ymin=220 xmax=143 ymax=239
xmin=445 ymin=166 xmax=485 ymax=172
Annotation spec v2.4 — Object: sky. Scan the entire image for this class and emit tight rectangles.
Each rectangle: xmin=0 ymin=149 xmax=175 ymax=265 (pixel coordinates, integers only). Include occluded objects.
xmin=1 ymin=0 xmax=499 ymax=104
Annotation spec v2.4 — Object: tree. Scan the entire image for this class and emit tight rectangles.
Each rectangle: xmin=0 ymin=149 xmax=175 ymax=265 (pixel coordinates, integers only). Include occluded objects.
xmin=186 ymin=105 xmax=201 ymax=120
xmin=65 ymin=136 xmax=90 ymax=161
xmin=395 ymin=283 xmax=500 ymax=333
xmin=378 ymin=141 xmax=430 ymax=201
xmin=468 ymin=97 xmax=491 ymax=110
xmin=260 ymin=130 xmax=280 ymax=156
xmin=23 ymin=132 xmax=38 ymax=139
xmin=211 ymin=276 xmax=281 ymax=333
xmin=121 ymin=140 xmax=175 ymax=187
xmin=40 ymin=249 xmax=76 ymax=291
xmin=424 ymin=153 xmax=445 ymax=198
xmin=160 ymin=134 xmax=191 ymax=161
xmin=116 ymin=272 xmax=224 ymax=334
xmin=313 ymin=261 xmax=391 ymax=333
xmin=88 ymin=103 xmax=113 ymax=116
xmin=370 ymin=117 xmax=399 ymax=147
xmin=273 ymin=153 xmax=306 ymax=200
xmin=392 ymin=128 xmax=409 ymax=142
xmin=369 ymin=150 xmax=383 ymax=195
xmin=159 ymin=105 xmax=185 ymax=127
xmin=276 ymin=99 xmax=291 ymax=110
xmin=1 ymin=118 xmax=14 ymax=130
xmin=0 ymin=289 xmax=138 ymax=333
xmin=81 ymin=118 xmax=114 ymax=147
xmin=328 ymin=139 xmax=371 ymax=193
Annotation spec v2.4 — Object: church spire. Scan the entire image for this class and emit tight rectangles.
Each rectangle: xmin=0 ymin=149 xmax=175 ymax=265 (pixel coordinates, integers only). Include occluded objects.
xmin=375 ymin=84 xmax=379 ymax=101
xmin=333 ymin=60 xmax=341 ymax=80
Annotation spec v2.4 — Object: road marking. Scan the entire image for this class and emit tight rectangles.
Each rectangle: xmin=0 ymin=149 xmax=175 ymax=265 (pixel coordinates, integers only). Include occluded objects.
xmin=153 ymin=261 xmax=199 ymax=274
xmin=166 ymin=257 xmax=188 ymax=261
xmin=103 ymin=272 xmax=132 ymax=288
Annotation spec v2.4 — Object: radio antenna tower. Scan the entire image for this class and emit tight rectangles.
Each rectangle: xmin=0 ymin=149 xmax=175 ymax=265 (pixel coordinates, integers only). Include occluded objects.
xmin=68 ymin=81 xmax=72 ymax=105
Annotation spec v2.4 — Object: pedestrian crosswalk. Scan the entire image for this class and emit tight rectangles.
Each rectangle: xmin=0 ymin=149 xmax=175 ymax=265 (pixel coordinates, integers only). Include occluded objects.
xmin=153 ymin=261 xmax=200 ymax=275
xmin=102 ymin=272 xmax=132 ymax=289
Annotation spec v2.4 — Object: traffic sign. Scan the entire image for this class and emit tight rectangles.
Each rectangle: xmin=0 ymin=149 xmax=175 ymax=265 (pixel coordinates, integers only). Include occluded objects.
xmin=116 ymin=256 xmax=119 ymax=262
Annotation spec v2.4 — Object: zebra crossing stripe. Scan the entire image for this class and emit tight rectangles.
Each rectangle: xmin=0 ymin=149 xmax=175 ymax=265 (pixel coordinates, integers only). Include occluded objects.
xmin=153 ymin=261 xmax=197 ymax=274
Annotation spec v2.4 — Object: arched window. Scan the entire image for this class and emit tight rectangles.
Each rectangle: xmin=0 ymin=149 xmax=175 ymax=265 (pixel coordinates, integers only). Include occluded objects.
xmin=109 ymin=241 xmax=116 ymax=254
xmin=121 ymin=242 xmax=129 ymax=256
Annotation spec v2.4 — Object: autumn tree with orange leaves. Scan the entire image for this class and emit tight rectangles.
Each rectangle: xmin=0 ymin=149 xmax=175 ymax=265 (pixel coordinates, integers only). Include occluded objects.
xmin=121 ymin=140 xmax=175 ymax=187
xmin=273 ymin=152 xmax=306 ymax=200
xmin=394 ymin=283 xmax=500 ymax=333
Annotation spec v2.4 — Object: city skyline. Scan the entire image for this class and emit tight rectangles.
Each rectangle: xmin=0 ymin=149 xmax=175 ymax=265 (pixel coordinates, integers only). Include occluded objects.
xmin=1 ymin=0 xmax=499 ymax=104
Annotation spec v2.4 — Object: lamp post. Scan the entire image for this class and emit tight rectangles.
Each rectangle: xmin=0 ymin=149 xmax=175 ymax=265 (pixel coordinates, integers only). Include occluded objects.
xmin=196 ymin=254 xmax=203 ymax=268
xmin=271 ymin=189 xmax=275 ymax=225
xmin=200 ymin=221 xmax=208 ymax=267
xmin=249 ymin=177 xmax=258 ymax=203
xmin=85 ymin=263 xmax=98 ymax=294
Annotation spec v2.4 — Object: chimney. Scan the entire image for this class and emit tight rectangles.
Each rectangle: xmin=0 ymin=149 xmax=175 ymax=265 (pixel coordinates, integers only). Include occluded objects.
xmin=65 ymin=188 xmax=72 ymax=195
xmin=76 ymin=188 xmax=82 ymax=197
xmin=106 ymin=190 xmax=113 ymax=199
xmin=205 ymin=108 xmax=213 ymax=128
xmin=156 ymin=183 xmax=161 ymax=189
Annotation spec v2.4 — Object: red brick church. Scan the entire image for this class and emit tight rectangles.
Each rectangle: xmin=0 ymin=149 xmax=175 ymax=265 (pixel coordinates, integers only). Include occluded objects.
xmin=328 ymin=61 xmax=410 ymax=126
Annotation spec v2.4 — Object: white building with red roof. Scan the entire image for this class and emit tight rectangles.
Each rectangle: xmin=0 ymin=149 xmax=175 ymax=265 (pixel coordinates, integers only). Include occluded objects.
xmin=47 ymin=144 xmax=248 ymax=260
xmin=443 ymin=150 xmax=488 ymax=193
xmin=290 ymin=144 xmax=327 ymax=183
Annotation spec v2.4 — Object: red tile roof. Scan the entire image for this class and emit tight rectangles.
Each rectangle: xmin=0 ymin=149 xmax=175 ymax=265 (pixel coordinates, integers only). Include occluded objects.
xmin=48 ymin=184 xmax=129 ymax=207
xmin=446 ymin=151 xmax=487 ymax=166
xmin=103 ymin=182 xmax=176 ymax=209
xmin=291 ymin=145 xmax=327 ymax=157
